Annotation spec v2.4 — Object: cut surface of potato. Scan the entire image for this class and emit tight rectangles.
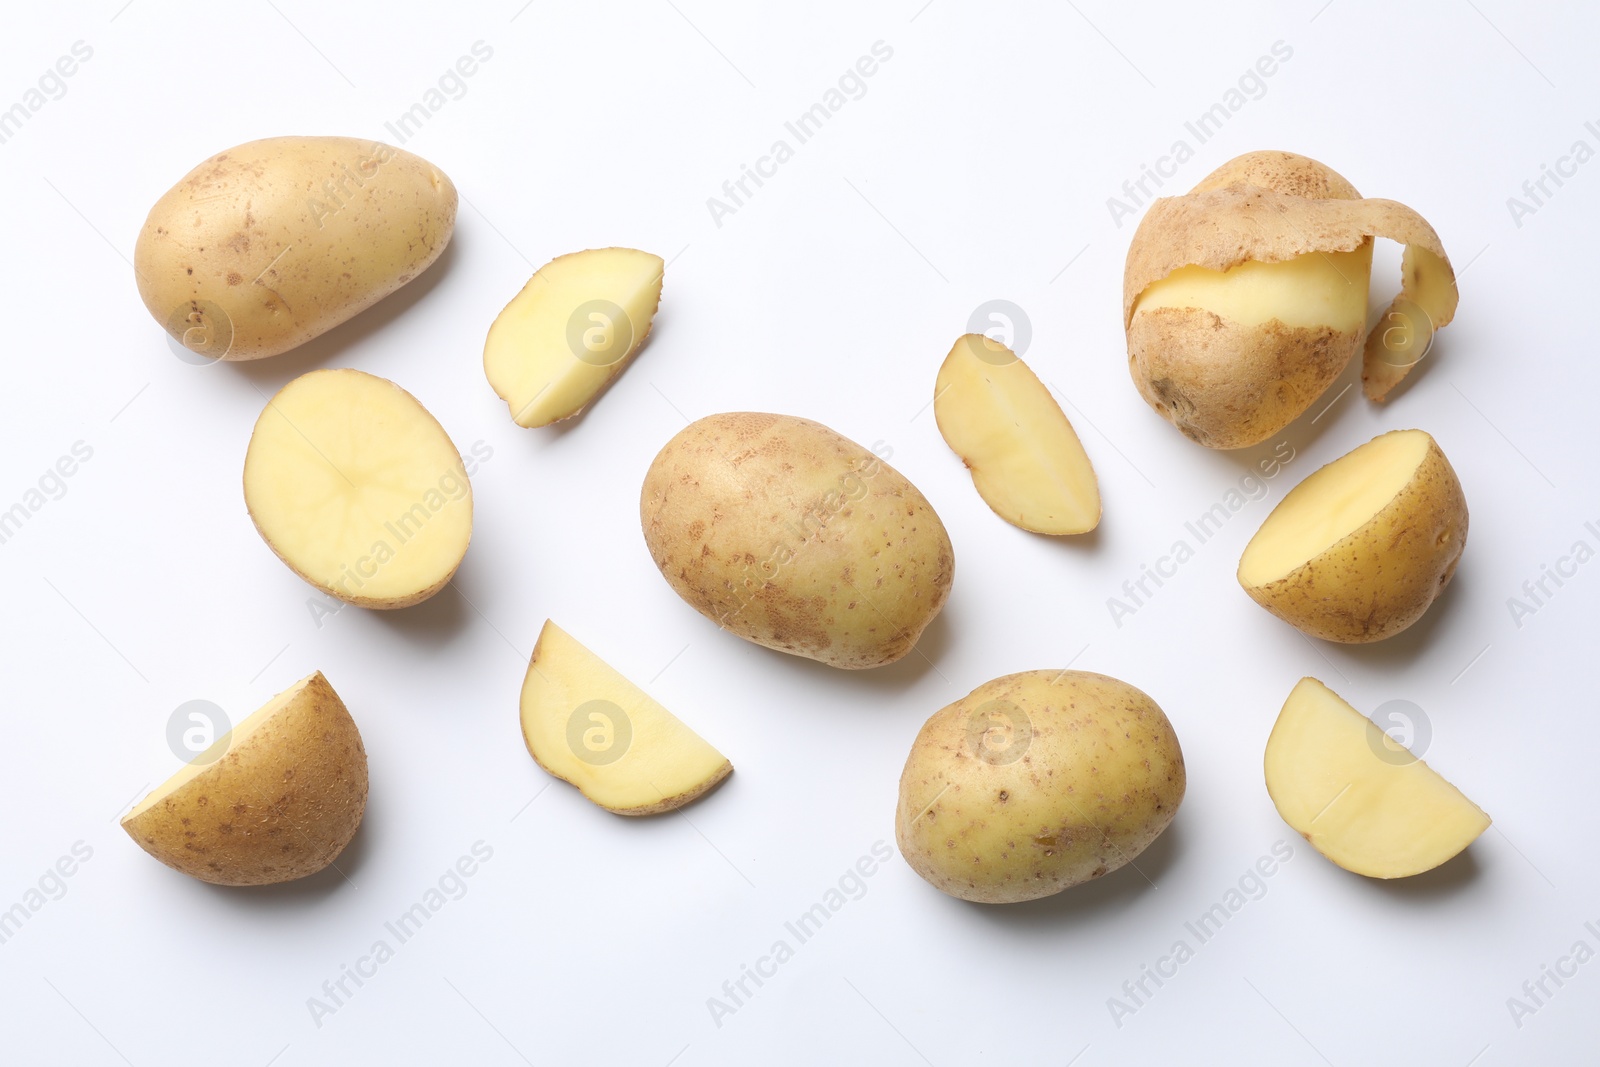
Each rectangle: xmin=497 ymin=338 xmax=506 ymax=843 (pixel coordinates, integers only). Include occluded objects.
xmin=244 ymin=368 xmax=472 ymax=608
xmin=123 ymin=672 xmax=367 ymax=886
xmin=520 ymin=620 xmax=731 ymax=815
xmin=1265 ymin=678 xmax=1488 ymax=878
xmin=1238 ymin=428 xmax=1466 ymax=642
xmin=484 ymin=248 xmax=664 ymax=427
xmin=934 ymin=335 xmax=1101 ymax=535
xmin=1240 ymin=430 xmax=1428 ymax=586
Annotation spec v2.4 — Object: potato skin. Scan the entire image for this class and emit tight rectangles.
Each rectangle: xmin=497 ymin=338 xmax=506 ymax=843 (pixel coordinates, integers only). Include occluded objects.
xmin=1240 ymin=437 xmax=1468 ymax=642
xmin=640 ymin=412 xmax=953 ymax=669
xmin=896 ymin=671 xmax=1185 ymax=904
xmin=135 ymin=137 xmax=456 ymax=361
xmin=1128 ymin=309 xmax=1356 ymax=449
xmin=122 ymin=673 xmax=367 ymax=886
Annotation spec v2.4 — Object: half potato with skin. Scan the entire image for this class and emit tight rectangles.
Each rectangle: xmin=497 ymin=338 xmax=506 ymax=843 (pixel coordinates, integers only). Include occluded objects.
xmin=1238 ymin=429 xmax=1467 ymax=642
xmin=122 ymin=673 xmax=367 ymax=886
xmin=1124 ymin=150 xmax=1458 ymax=448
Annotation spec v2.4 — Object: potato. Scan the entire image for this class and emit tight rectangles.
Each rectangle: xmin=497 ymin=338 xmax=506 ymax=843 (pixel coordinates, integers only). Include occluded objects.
xmin=122 ymin=672 xmax=367 ymax=886
xmin=1266 ymin=678 xmax=1489 ymax=878
xmin=1238 ymin=429 xmax=1466 ymax=642
xmin=244 ymin=368 xmax=473 ymax=608
xmin=896 ymin=670 xmax=1184 ymax=903
xmin=640 ymin=412 xmax=953 ymax=669
xmin=934 ymin=334 xmax=1100 ymax=535
xmin=1124 ymin=150 xmax=1458 ymax=448
xmin=135 ymin=136 xmax=457 ymax=361
xmin=521 ymin=620 xmax=731 ymax=815
xmin=484 ymin=248 xmax=664 ymax=427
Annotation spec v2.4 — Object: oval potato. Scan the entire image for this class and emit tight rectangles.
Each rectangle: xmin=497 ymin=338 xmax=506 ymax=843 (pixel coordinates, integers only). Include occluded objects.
xmin=640 ymin=412 xmax=953 ymax=669
xmin=896 ymin=670 xmax=1185 ymax=903
xmin=135 ymin=136 xmax=457 ymax=361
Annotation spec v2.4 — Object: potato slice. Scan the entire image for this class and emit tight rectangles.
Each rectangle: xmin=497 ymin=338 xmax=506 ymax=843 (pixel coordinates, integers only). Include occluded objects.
xmin=520 ymin=620 xmax=731 ymax=815
xmin=933 ymin=335 xmax=1101 ymax=535
xmin=122 ymin=672 xmax=367 ymax=886
xmin=244 ymin=368 xmax=473 ymax=608
xmin=1238 ymin=429 xmax=1466 ymax=642
xmin=1265 ymin=678 xmax=1489 ymax=878
xmin=484 ymin=248 xmax=664 ymax=427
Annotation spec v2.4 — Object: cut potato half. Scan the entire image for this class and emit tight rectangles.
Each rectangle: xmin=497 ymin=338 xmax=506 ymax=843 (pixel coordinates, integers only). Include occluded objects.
xmin=520 ymin=620 xmax=731 ymax=815
xmin=123 ymin=672 xmax=368 ymax=886
xmin=1238 ymin=429 xmax=1467 ymax=642
xmin=244 ymin=368 xmax=473 ymax=608
xmin=1265 ymin=678 xmax=1488 ymax=878
xmin=933 ymin=335 xmax=1100 ymax=535
xmin=484 ymin=248 xmax=664 ymax=427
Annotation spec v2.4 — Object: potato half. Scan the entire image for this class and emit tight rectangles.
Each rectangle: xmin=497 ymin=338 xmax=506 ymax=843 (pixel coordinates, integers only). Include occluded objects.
xmin=1124 ymin=150 xmax=1458 ymax=448
xmin=1238 ymin=429 xmax=1467 ymax=642
xmin=934 ymin=335 xmax=1100 ymax=535
xmin=896 ymin=671 xmax=1184 ymax=904
xmin=1266 ymin=678 xmax=1489 ymax=878
xmin=484 ymin=248 xmax=664 ymax=427
xmin=244 ymin=368 xmax=473 ymax=608
xmin=641 ymin=413 xmax=953 ymax=669
xmin=521 ymin=620 xmax=731 ymax=815
xmin=135 ymin=137 xmax=456 ymax=361
xmin=122 ymin=673 xmax=367 ymax=886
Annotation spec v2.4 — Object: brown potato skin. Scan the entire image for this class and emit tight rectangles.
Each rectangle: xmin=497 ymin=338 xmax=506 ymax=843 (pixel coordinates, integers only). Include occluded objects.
xmin=640 ymin=412 xmax=954 ymax=669
xmin=895 ymin=671 xmax=1185 ymax=904
xmin=1128 ymin=309 xmax=1355 ymax=449
xmin=1240 ymin=436 xmax=1468 ymax=642
xmin=122 ymin=673 xmax=368 ymax=886
xmin=135 ymin=137 xmax=456 ymax=361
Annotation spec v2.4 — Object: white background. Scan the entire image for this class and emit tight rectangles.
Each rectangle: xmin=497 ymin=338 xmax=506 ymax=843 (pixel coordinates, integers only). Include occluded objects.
xmin=1 ymin=1 xmax=1596 ymax=1064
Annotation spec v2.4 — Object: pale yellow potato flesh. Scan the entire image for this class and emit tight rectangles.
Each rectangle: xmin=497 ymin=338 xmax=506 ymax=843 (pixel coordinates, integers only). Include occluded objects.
xmin=244 ymin=368 xmax=473 ymax=608
xmin=1238 ymin=429 xmax=1467 ymax=642
xmin=1240 ymin=430 xmax=1427 ymax=586
xmin=933 ymin=335 xmax=1101 ymax=535
xmin=520 ymin=620 xmax=731 ymax=815
xmin=135 ymin=136 xmax=457 ymax=361
xmin=1133 ymin=247 xmax=1370 ymax=331
xmin=896 ymin=671 xmax=1184 ymax=904
xmin=484 ymin=248 xmax=664 ymax=427
xmin=1265 ymin=678 xmax=1489 ymax=878
xmin=122 ymin=672 xmax=368 ymax=886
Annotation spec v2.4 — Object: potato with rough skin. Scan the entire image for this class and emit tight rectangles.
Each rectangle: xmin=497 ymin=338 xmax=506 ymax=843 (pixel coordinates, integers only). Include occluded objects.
xmin=1238 ymin=429 xmax=1467 ymax=642
xmin=1124 ymin=150 xmax=1457 ymax=448
xmin=896 ymin=671 xmax=1185 ymax=904
xmin=122 ymin=672 xmax=367 ymax=886
xmin=135 ymin=136 xmax=457 ymax=361
xmin=640 ymin=412 xmax=953 ymax=670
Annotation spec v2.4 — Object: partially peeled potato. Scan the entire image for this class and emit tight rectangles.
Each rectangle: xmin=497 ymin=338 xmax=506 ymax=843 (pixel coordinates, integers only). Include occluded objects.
xmin=1124 ymin=151 xmax=1458 ymax=449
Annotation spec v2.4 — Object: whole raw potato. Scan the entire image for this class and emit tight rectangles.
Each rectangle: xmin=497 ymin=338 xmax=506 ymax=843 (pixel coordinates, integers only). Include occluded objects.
xmin=134 ymin=136 xmax=457 ymax=361
xmin=640 ymin=412 xmax=954 ymax=669
xmin=896 ymin=671 xmax=1184 ymax=903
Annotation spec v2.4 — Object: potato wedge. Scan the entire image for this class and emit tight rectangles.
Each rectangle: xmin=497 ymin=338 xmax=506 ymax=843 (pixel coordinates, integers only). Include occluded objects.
xmin=1265 ymin=678 xmax=1488 ymax=878
xmin=934 ymin=335 xmax=1100 ymax=535
xmin=520 ymin=621 xmax=731 ymax=815
xmin=484 ymin=248 xmax=664 ymax=427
